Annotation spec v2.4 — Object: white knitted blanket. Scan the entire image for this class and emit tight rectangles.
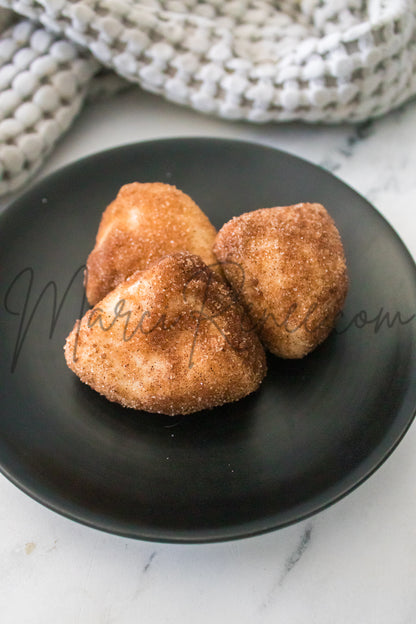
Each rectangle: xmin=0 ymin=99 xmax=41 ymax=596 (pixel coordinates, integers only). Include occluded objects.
xmin=0 ymin=1 xmax=415 ymax=195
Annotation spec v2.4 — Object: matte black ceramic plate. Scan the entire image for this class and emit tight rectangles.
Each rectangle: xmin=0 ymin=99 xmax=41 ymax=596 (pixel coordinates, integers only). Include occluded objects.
xmin=1 ymin=138 xmax=416 ymax=543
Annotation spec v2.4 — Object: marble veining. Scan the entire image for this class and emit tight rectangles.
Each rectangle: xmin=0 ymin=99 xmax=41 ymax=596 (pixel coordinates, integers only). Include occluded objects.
xmin=338 ymin=120 xmax=375 ymax=158
xmin=318 ymin=120 xmax=375 ymax=173
xmin=278 ymin=523 xmax=313 ymax=586
xmin=258 ymin=522 xmax=314 ymax=614
xmin=143 ymin=551 xmax=157 ymax=574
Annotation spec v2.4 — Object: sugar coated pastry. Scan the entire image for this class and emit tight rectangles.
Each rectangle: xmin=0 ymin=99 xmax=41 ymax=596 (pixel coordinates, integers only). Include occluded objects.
xmin=65 ymin=252 xmax=266 ymax=415
xmin=213 ymin=203 xmax=348 ymax=358
xmin=85 ymin=182 xmax=219 ymax=306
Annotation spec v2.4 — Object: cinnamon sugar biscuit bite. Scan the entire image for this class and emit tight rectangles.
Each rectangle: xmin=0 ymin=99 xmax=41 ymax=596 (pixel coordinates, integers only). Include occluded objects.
xmin=213 ymin=203 xmax=348 ymax=359
xmin=86 ymin=182 xmax=219 ymax=306
xmin=65 ymin=252 xmax=266 ymax=416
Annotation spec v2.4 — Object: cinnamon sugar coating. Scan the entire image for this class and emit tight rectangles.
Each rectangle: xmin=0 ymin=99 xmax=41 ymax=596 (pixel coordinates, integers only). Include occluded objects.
xmin=65 ymin=252 xmax=266 ymax=415
xmin=213 ymin=203 xmax=349 ymax=358
xmin=85 ymin=182 xmax=219 ymax=306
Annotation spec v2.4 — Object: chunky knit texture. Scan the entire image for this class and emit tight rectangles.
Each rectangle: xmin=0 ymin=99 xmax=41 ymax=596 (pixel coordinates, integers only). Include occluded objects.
xmin=0 ymin=1 xmax=415 ymax=194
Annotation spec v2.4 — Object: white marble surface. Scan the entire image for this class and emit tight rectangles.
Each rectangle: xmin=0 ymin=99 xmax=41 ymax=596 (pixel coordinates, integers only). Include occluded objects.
xmin=1 ymin=88 xmax=416 ymax=623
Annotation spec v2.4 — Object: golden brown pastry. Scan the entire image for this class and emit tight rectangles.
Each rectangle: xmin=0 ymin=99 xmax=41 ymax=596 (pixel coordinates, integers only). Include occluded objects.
xmin=213 ymin=203 xmax=348 ymax=358
xmin=65 ymin=252 xmax=266 ymax=415
xmin=85 ymin=182 xmax=219 ymax=306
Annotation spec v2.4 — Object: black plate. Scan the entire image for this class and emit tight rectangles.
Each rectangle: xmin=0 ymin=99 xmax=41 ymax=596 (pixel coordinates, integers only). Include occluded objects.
xmin=1 ymin=138 xmax=416 ymax=543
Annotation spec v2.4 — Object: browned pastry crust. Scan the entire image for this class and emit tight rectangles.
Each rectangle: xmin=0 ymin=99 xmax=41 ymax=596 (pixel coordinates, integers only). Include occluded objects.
xmin=213 ymin=203 xmax=349 ymax=358
xmin=65 ymin=252 xmax=267 ymax=415
xmin=85 ymin=182 xmax=219 ymax=306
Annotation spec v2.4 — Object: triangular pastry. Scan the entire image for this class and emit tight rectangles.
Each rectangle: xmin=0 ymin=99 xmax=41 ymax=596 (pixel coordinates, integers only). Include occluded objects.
xmin=86 ymin=182 xmax=219 ymax=306
xmin=214 ymin=203 xmax=348 ymax=358
xmin=65 ymin=252 xmax=266 ymax=415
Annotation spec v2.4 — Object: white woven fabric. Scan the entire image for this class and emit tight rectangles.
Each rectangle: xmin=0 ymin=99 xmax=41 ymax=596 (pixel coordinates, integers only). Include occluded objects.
xmin=0 ymin=0 xmax=415 ymax=194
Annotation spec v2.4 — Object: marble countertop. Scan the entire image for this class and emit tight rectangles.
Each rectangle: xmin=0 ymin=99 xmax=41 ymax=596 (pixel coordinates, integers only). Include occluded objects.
xmin=1 ymin=88 xmax=416 ymax=624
